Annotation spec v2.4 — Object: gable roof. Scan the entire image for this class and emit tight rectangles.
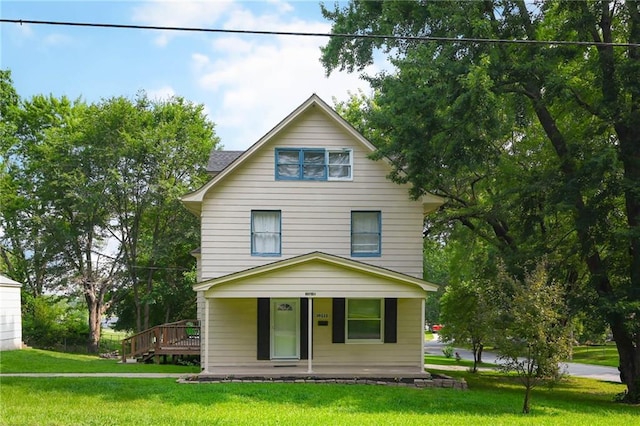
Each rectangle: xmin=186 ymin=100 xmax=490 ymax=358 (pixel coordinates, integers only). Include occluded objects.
xmin=207 ymin=150 xmax=244 ymax=174
xmin=182 ymin=94 xmax=444 ymax=215
xmin=183 ymin=94 xmax=376 ymax=215
xmin=193 ymin=251 xmax=439 ymax=295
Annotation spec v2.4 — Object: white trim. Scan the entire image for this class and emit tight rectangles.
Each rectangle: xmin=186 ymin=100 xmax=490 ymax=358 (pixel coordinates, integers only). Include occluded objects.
xmin=194 ymin=251 xmax=438 ymax=294
xmin=270 ymin=298 xmax=300 ymax=359
xmin=307 ymin=297 xmax=313 ymax=373
xmin=203 ymin=298 xmax=210 ymax=373
xmin=327 ymin=148 xmax=353 ymax=181
xmin=420 ymin=298 xmax=426 ymax=371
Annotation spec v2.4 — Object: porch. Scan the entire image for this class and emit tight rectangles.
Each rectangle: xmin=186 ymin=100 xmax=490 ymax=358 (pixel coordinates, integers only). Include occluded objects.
xmin=183 ymin=364 xmax=467 ymax=389
xmin=120 ymin=320 xmax=200 ymax=363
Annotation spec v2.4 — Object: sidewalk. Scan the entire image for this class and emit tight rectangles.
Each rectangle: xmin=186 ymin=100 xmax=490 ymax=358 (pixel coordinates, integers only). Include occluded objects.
xmin=424 ymin=335 xmax=621 ymax=383
xmin=0 ymin=373 xmax=188 ymax=378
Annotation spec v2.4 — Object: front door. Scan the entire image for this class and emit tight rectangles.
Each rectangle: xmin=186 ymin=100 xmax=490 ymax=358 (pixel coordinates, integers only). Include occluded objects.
xmin=271 ymin=298 xmax=299 ymax=359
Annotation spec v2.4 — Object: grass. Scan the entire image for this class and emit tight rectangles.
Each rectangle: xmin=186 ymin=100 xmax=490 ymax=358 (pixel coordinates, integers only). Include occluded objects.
xmin=98 ymin=328 xmax=128 ymax=353
xmin=0 ymin=349 xmax=200 ymax=374
xmin=428 ymin=337 xmax=620 ymax=368
xmin=571 ymin=344 xmax=619 ymax=367
xmin=425 ymin=354 xmax=495 ymax=370
xmin=1 ymin=348 xmax=636 ymax=425
xmin=0 ymin=373 xmax=635 ymax=425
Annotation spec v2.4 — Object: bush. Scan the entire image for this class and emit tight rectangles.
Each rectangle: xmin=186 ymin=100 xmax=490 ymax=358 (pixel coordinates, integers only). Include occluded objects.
xmin=443 ymin=344 xmax=454 ymax=358
xmin=22 ymin=294 xmax=89 ymax=349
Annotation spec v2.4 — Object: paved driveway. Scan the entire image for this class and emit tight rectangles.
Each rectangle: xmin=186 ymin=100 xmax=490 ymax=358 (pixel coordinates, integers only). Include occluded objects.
xmin=425 ymin=335 xmax=621 ymax=383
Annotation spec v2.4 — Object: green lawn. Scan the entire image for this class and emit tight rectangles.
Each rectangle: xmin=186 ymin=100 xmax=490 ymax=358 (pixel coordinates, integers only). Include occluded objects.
xmin=0 ymin=349 xmax=199 ymax=374
xmin=571 ymin=344 xmax=619 ymax=367
xmin=1 ymin=348 xmax=636 ymax=425
xmin=425 ymin=354 xmax=495 ymax=369
xmin=0 ymin=373 xmax=634 ymax=425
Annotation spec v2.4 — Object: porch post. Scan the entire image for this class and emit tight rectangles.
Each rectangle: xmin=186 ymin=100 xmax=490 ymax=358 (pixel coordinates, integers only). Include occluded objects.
xmin=420 ymin=298 xmax=425 ymax=372
xmin=203 ymin=297 xmax=210 ymax=374
xmin=305 ymin=293 xmax=315 ymax=373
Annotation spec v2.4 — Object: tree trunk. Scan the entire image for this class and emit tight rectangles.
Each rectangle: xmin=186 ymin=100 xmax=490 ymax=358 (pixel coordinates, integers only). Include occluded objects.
xmin=84 ymin=291 xmax=102 ymax=354
xmin=522 ymin=385 xmax=531 ymax=414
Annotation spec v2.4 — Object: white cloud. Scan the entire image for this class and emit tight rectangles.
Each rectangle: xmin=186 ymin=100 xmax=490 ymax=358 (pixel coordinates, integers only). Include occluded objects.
xmin=131 ymin=1 xmax=377 ymax=150
xmin=131 ymin=0 xmax=236 ymax=46
xmin=191 ymin=6 xmax=376 ymax=150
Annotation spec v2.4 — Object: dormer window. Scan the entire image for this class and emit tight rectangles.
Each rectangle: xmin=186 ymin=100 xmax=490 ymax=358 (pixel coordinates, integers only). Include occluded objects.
xmin=275 ymin=148 xmax=352 ymax=181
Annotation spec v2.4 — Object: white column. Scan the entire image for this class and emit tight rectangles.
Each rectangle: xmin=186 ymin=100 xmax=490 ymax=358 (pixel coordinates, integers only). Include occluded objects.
xmin=420 ymin=298 xmax=426 ymax=372
xmin=307 ymin=296 xmax=313 ymax=374
xmin=203 ymin=297 xmax=210 ymax=374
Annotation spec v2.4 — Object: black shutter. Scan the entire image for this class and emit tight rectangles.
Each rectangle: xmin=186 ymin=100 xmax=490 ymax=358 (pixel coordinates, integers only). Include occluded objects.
xmin=300 ymin=298 xmax=308 ymax=360
xmin=332 ymin=298 xmax=345 ymax=343
xmin=257 ymin=298 xmax=270 ymax=360
xmin=384 ymin=298 xmax=397 ymax=343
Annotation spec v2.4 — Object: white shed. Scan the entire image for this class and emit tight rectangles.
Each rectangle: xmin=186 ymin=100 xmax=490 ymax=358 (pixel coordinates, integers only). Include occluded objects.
xmin=0 ymin=274 xmax=23 ymax=351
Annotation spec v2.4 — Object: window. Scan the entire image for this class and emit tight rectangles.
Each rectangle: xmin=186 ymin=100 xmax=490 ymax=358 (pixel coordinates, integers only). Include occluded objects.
xmin=251 ymin=210 xmax=281 ymax=256
xmin=275 ymin=148 xmax=352 ymax=180
xmin=327 ymin=150 xmax=352 ymax=180
xmin=351 ymin=211 xmax=381 ymax=256
xmin=346 ymin=299 xmax=382 ymax=342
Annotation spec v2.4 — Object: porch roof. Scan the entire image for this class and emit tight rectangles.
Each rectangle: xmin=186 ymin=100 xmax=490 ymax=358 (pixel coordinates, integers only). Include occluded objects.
xmin=194 ymin=251 xmax=438 ymax=298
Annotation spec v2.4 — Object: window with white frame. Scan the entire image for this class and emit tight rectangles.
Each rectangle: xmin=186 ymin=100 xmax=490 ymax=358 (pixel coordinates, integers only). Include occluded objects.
xmin=327 ymin=150 xmax=352 ymax=180
xmin=351 ymin=211 xmax=381 ymax=256
xmin=251 ymin=210 xmax=281 ymax=256
xmin=275 ymin=148 xmax=352 ymax=180
xmin=346 ymin=298 xmax=383 ymax=342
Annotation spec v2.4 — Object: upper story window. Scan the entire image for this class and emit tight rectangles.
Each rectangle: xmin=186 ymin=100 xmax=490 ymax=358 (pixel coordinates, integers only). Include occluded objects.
xmin=251 ymin=210 xmax=281 ymax=256
xmin=351 ymin=211 xmax=381 ymax=257
xmin=275 ymin=148 xmax=352 ymax=181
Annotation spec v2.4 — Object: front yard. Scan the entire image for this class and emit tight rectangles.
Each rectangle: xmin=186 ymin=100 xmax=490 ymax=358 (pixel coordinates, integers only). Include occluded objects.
xmin=0 ymin=348 xmax=635 ymax=425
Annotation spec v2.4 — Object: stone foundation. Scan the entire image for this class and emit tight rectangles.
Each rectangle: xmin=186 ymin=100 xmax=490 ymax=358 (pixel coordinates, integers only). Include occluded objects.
xmin=178 ymin=374 xmax=467 ymax=390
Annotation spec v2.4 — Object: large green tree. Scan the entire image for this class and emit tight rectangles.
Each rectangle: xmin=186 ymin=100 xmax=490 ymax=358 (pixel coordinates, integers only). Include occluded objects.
xmin=91 ymin=94 xmax=216 ymax=332
xmin=321 ymin=0 xmax=640 ymax=402
xmin=1 ymin=73 xmax=218 ymax=351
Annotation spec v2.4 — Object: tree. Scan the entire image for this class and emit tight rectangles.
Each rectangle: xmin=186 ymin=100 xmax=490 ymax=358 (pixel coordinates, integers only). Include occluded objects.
xmin=1 ymin=73 xmax=76 ymax=297
xmin=493 ymin=263 xmax=572 ymax=414
xmin=440 ymin=279 xmax=492 ymax=372
xmin=90 ymin=94 xmax=217 ymax=332
xmin=1 ymin=81 xmax=218 ymax=351
xmin=321 ymin=0 xmax=640 ymax=403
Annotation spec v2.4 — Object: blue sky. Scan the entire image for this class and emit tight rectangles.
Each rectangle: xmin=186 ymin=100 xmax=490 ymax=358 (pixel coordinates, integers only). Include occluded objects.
xmin=1 ymin=0 xmax=380 ymax=150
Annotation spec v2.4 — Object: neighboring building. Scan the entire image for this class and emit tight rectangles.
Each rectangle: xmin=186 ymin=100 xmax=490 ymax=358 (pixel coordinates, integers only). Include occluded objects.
xmin=182 ymin=94 xmax=442 ymax=373
xmin=0 ymin=275 xmax=23 ymax=351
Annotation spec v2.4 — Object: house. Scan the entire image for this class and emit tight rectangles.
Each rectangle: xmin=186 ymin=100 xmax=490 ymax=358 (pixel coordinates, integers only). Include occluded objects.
xmin=0 ymin=274 xmax=23 ymax=351
xmin=181 ymin=94 xmax=442 ymax=374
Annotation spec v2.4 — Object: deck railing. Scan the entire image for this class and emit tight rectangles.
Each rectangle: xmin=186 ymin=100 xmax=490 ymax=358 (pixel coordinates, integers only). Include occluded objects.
xmin=121 ymin=319 xmax=200 ymax=363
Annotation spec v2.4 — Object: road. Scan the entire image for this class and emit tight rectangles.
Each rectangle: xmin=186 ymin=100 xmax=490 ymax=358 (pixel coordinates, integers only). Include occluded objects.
xmin=425 ymin=335 xmax=621 ymax=383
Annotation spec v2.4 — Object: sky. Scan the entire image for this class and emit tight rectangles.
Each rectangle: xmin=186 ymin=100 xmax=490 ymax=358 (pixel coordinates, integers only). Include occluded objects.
xmin=1 ymin=0 xmax=381 ymax=150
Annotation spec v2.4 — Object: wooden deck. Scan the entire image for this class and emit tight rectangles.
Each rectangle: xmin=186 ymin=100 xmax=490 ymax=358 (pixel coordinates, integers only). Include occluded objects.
xmin=121 ymin=320 xmax=200 ymax=363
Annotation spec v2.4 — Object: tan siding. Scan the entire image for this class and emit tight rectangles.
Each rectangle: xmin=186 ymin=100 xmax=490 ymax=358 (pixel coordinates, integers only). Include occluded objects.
xmin=312 ymin=298 xmax=422 ymax=367
xmin=206 ymin=298 xmax=261 ymax=366
xmin=205 ymin=261 xmax=426 ymax=298
xmin=204 ymin=297 xmax=423 ymax=370
xmin=200 ymin=108 xmax=424 ymax=280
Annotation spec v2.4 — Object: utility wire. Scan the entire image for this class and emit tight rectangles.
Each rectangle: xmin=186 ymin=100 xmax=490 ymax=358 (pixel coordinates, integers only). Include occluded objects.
xmin=2 ymin=18 xmax=639 ymax=48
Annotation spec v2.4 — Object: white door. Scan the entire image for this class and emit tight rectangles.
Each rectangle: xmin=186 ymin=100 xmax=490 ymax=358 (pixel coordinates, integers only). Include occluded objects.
xmin=271 ymin=298 xmax=299 ymax=359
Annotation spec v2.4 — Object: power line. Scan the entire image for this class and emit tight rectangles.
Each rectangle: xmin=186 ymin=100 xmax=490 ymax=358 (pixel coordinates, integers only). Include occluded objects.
xmin=2 ymin=18 xmax=639 ymax=48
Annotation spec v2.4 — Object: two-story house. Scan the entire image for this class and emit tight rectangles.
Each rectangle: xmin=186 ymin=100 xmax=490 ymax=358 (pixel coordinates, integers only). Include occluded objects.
xmin=181 ymin=94 xmax=442 ymax=374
